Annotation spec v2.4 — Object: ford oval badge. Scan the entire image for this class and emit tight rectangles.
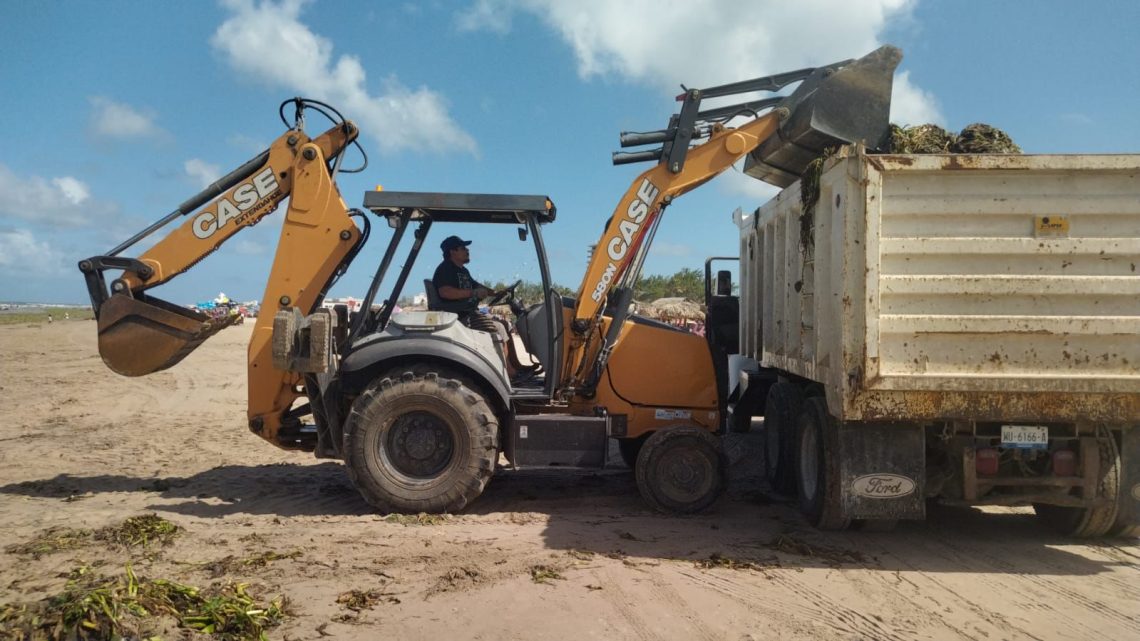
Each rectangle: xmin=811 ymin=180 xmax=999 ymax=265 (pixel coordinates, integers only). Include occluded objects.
xmin=851 ymin=474 xmax=916 ymax=499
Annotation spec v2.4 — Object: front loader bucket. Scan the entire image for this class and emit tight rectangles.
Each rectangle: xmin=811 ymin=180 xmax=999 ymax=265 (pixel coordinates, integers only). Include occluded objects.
xmin=97 ymin=293 xmax=237 ymax=377
xmin=744 ymin=45 xmax=902 ymax=187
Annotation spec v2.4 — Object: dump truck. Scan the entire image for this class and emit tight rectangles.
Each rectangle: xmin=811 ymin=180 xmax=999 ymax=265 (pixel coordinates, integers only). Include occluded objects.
xmin=718 ymin=145 xmax=1140 ymax=536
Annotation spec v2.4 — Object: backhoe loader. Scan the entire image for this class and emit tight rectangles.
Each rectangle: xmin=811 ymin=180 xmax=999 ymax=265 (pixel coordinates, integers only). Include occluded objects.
xmin=80 ymin=47 xmax=901 ymax=514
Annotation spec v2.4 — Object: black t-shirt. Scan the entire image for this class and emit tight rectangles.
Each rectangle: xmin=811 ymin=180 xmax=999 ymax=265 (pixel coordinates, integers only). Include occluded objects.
xmin=432 ymin=260 xmax=485 ymax=314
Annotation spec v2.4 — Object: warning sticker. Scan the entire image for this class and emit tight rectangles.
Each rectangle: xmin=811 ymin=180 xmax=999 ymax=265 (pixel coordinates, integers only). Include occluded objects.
xmin=1034 ymin=215 xmax=1070 ymax=238
xmin=654 ymin=409 xmax=692 ymax=421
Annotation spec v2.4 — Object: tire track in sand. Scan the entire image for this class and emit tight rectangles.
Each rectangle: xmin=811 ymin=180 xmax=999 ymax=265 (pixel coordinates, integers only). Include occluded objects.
xmin=677 ymin=564 xmax=919 ymax=641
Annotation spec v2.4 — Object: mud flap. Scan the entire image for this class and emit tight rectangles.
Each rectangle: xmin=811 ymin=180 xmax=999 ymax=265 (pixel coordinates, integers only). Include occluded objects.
xmin=1118 ymin=428 xmax=1140 ymax=529
xmin=838 ymin=422 xmax=925 ymax=520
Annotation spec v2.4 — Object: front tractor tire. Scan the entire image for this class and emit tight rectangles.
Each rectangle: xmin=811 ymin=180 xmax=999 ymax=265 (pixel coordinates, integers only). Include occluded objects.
xmin=344 ymin=368 xmax=499 ymax=514
xmin=635 ymin=426 xmax=726 ymax=514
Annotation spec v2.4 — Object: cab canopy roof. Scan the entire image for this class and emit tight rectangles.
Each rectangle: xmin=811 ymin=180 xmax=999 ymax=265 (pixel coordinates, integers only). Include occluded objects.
xmin=363 ymin=191 xmax=556 ymax=225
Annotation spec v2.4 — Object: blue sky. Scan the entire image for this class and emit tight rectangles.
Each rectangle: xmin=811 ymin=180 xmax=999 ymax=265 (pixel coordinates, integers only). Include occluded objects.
xmin=2 ymin=0 xmax=1138 ymax=305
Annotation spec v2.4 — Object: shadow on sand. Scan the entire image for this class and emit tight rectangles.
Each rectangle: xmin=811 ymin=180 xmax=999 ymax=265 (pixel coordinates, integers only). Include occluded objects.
xmin=2 ymin=431 xmax=1135 ymax=577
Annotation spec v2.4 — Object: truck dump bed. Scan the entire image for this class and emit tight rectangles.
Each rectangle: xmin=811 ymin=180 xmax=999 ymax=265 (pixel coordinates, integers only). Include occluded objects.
xmin=737 ymin=147 xmax=1140 ymax=423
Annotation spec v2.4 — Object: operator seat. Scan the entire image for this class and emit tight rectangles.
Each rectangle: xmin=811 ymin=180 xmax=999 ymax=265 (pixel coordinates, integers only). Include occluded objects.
xmin=424 ymin=279 xmax=443 ymax=311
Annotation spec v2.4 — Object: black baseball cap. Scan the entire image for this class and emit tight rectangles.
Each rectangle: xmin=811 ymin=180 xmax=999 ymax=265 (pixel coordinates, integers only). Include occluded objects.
xmin=440 ymin=235 xmax=472 ymax=252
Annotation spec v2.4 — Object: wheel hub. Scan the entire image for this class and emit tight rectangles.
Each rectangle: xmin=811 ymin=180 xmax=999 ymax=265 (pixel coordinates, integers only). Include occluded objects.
xmin=387 ymin=411 xmax=454 ymax=478
xmin=658 ymin=448 xmax=712 ymax=501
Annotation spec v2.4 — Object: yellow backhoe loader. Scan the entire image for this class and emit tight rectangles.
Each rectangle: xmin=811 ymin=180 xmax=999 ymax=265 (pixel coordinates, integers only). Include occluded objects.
xmin=80 ymin=47 xmax=901 ymax=514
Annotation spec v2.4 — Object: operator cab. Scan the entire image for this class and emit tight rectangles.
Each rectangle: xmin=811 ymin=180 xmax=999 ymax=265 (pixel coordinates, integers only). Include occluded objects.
xmin=353 ymin=191 xmax=563 ymax=398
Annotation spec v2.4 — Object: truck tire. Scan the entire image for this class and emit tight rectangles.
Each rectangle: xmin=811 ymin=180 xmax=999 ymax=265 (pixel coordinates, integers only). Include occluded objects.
xmin=1108 ymin=518 xmax=1140 ymax=539
xmin=1109 ymin=430 xmax=1140 ymax=538
xmin=763 ymin=383 xmax=802 ymax=495
xmin=795 ymin=397 xmax=851 ymax=530
xmin=344 ymin=367 xmax=499 ymax=514
xmin=635 ymin=426 xmax=726 ymax=514
xmin=1034 ymin=429 xmax=1120 ymax=538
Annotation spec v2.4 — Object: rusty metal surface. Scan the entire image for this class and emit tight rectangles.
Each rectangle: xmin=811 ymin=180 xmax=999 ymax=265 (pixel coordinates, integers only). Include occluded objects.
xmin=740 ymin=147 xmax=1140 ymax=425
xmin=846 ymin=389 xmax=1140 ymax=423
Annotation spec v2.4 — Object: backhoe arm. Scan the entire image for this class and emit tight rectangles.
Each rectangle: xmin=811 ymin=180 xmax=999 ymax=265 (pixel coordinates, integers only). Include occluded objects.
xmin=88 ymin=123 xmax=357 ymax=294
xmin=80 ymin=117 xmax=363 ymax=448
xmin=562 ymin=112 xmax=781 ymax=393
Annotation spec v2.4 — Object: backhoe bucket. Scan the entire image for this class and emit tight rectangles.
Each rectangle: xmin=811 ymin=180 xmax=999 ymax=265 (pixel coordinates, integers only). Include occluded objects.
xmin=744 ymin=45 xmax=902 ymax=187
xmin=97 ymin=293 xmax=237 ymax=377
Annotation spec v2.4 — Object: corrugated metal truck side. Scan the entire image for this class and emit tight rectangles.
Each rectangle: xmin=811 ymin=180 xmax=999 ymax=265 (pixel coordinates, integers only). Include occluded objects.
xmin=729 ymin=146 xmax=1140 ymax=536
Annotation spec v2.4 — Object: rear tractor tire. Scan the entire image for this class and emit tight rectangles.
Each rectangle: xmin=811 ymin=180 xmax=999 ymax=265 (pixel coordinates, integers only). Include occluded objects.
xmin=344 ymin=367 xmax=499 ymax=514
xmin=635 ymin=426 xmax=726 ymax=514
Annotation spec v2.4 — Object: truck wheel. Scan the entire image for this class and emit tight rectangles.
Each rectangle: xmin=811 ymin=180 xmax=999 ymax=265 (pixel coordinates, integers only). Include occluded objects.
xmin=617 ymin=436 xmax=645 ymax=469
xmin=344 ymin=367 xmax=499 ymax=514
xmin=1034 ymin=429 xmax=1120 ymax=538
xmin=764 ymin=383 xmax=802 ymax=495
xmin=1108 ymin=518 xmax=1140 ymax=539
xmin=635 ymin=426 xmax=726 ymax=514
xmin=795 ymin=397 xmax=851 ymax=530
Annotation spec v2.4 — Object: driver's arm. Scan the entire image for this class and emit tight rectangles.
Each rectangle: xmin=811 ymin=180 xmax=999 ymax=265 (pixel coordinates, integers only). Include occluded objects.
xmin=472 ymin=277 xmax=496 ymax=296
xmin=438 ymin=285 xmax=490 ymax=300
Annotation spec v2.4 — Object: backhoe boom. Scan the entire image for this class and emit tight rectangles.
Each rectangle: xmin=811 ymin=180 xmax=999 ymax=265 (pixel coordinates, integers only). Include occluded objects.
xmin=564 ymin=112 xmax=781 ymax=393
xmin=79 ymin=116 xmax=363 ymax=448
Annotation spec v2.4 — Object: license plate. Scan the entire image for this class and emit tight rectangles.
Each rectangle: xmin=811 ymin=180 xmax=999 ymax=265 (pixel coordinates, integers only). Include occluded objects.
xmin=1001 ymin=425 xmax=1048 ymax=449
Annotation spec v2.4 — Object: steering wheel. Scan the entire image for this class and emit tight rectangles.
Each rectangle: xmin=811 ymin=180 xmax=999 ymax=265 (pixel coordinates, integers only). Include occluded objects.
xmin=486 ymin=279 xmax=522 ymax=308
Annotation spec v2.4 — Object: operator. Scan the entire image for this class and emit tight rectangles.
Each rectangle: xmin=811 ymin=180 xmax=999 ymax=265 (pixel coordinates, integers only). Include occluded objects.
xmin=432 ymin=235 xmax=519 ymax=375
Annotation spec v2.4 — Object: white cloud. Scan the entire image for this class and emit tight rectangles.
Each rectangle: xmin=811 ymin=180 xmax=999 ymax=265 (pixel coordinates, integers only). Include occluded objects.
xmin=52 ymin=177 xmax=91 ymax=206
xmin=88 ymin=96 xmax=167 ymax=140
xmin=474 ymin=0 xmax=909 ymax=83
xmin=721 ymin=169 xmax=782 ymax=202
xmin=889 ymin=70 xmax=944 ymax=126
xmin=184 ymin=158 xmax=223 ymax=189
xmin=456 ymin=0 xmax=512 ymax=34
xmin=212 ymin=0 xmax=476 ymax=155
xmin=459 ymin=0 xmax=937 ymax=123
xmin=0 ymin=228 xmax=66 ymax=274
xmin=0 ymin=165 xmax=100 ymax=227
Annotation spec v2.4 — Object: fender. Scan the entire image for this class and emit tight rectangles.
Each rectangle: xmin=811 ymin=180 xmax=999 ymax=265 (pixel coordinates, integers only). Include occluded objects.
xmin=339 ymin=334 xmax=511 ymax=409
